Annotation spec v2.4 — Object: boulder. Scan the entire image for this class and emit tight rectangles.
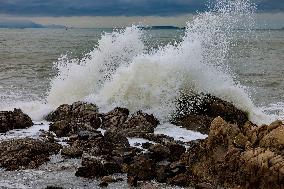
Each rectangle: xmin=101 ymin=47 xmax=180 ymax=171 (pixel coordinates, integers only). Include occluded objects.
xmin=46 ymin=102 xmax=102 ymax=137
xmin=104 ymin=130 xmax=130 ymax=148
xmin=0 ymin=138 xmax=61 ymax=170
xmin=0 ymin=109 xmax=33 ymax=133
xmin=75 ymin=155 xmax=121 ymax=178
xmin=181 ymin=117 xmax=284 ymax=188
xmin=61 ymin=146 xmax=83 ymax=158
xmin=127 ymin=153 xmax=155 ymax=181
xmin=148 ymin=144 xmax=170 ymax=162
xmin=101 ymin=107 xmax=129 ymax=129
xmin=173 ymin=93 xmax=248 ymax=134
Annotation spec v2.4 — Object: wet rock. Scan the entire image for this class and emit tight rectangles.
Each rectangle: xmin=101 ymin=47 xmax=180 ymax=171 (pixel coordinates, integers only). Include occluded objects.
xmin=46 ymin=101 xmax=99 ymax=122
xmin=122 ymin=111 xmax=159 ymax=135
xmin=47 ymin=102 xmax=102 ymax=137
xmin=0 ymin=108 xmax=33 ymax=133
xmin=166 ymin=142 xmax=186 ymax=162
xmin=46 ymin=186 xmax=64 ymax=189
xmin=104 ymin=130 xmax=130 ymax=148
xmin=195 ymin=183 xmax=216 ymax=189
xmin=101 ymin=107 xmax=129 ymax=129
xmin=0 ymin=138 xmax=61 ymax=170
xmin=127 ymin=153 xmax=155 ymax=181
xmin=166 ymin=173 xmax=190 ymax=187
xmin=101 ymin=175 xmax=117 ymax=183
xmin=127 ymin=176 xmax=138 ymax=187
xmin=174 ymin=93 xmax=248 ymax=134
xmin=141 ymin=142 xmax=153 ymax=149
xmin=61 ymin=146 xmax=83 ymax=158
xmin=148 ymin=144 xmax=170 ymax=162
xmin=75 ymin=155 xmax=122 ymax=178
xmin=155 ymin=161 xmax=171 ymax=183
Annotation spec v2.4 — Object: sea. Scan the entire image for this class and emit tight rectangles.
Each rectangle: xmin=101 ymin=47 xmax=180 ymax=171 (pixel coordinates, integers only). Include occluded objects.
xmin=0 ymin=0 xmax=284 ymax=188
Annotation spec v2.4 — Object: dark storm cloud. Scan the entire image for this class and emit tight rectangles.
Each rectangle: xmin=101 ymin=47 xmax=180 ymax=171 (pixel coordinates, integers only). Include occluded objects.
xmin=0 ymin=0 xmax=283 ymax=16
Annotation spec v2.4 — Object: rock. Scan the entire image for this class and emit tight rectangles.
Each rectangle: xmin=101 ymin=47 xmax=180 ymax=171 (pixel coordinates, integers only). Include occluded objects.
xmin=259 ymin=122 xmax=284 ymax=154
xmin=101 ymin=107 xmax=129 ymax=129
xmin=77 ymin=130 xmax=103 ymax=140
xmin=47 ymin=102 xmax=102 ymax=137
xmin=122 ymin=111 xmax=159 ymax=135
xmin=166 ymin=142 xmax=186 ymax=162
xmin=173 ymin=93 xmax=248 ymax=134
xmin=61 ymin=146 xmax=83 ymax=158
xmin=0 ymin=138 xmax=61 ymax=170
xmin=155 ymin=161 xmax=171 ymax=183
xmin=98 ymin=182 xmax=108 ymax=187
xmin=45 ymin=101 xmax=99 ymax=122
xmin=195 ymin=183 xmax=216 ymax=189
xmin=101 ymin=176 xmax=117 ymax=183
xmin=46 ymin=186 xmax=64 ymax=189
xmin=176 ymin=114 xmax=213 ymax=134
xmin=142 ymin=142 xmax=153 ymax=149
xmin=166 ymin=173 xmax=190 ymax=187
xmin=104 ymin=130 xmax=130 ymax=148
xmin=148 ymin=144 xmax=170 ymax=162
xmin=127 ymin=153 xmax=155 ymax=181
xmin=127 ymin=176 xmax=138 ymax=187
xmin=181 ymin=117 xmax=284 ymax=189
xmin=75 ymin=155 xmax=121 ymax=178
xmin=0 ymin=109 xmax=33 ymax=133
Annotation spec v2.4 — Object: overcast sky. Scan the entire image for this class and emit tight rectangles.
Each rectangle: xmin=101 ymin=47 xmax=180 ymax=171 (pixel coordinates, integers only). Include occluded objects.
xmin=0 ymin=0 xmax=283 ymax=28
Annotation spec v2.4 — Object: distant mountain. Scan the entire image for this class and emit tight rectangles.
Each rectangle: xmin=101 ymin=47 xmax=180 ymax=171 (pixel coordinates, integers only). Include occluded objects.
xmin=0 ymin=20 xmax=45 ymax=28
xmin=0 ymin=19 xmax=67 ymax=29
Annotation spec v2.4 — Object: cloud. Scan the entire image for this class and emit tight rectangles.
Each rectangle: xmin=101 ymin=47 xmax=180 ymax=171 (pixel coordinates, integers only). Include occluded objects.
xmin=0 ymin=0 xmax=283 ymax=17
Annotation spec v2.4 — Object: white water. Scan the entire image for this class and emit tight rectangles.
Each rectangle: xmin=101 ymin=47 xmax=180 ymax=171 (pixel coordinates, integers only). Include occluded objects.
xmin=0 ymin=0 xmax=279 ymax=125
xmin=44 ymin=0 xmax=271 ymax=125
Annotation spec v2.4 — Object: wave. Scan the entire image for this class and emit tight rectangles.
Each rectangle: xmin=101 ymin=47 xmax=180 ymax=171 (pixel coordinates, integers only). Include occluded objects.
xmin=1 ymin=0 xmax=278 ymax=124
xmin=44 ymin=0 xmax=274 ymax=125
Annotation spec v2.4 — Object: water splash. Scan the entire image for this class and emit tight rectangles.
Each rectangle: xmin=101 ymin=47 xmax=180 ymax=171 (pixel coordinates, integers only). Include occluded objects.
xmin=43 ymin=0 xmax=271 ymax=124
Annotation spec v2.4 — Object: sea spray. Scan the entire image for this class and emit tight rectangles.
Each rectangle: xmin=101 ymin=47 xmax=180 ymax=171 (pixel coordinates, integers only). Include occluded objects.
xmin=45 ymin=0 xmax=272 ymax=124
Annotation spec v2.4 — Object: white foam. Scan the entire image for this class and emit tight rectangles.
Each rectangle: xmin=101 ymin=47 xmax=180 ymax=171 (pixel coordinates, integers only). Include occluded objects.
xmin=0 ymin=122 xmax=50 ymax=140
xmin=128 ymin=138 xmax=155 ymax=149
xmin=42 ymin=0 xmax=273 ymax=125
xmin=155 ymin=123 xmax=207 ymax=142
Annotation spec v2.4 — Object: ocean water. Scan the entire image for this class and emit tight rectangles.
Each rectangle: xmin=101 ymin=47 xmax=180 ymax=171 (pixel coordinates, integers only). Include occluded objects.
xmin=0 ymin=0 xmax=284 ymax=188
xmin=1 ymin=28 xmax=284 ymax=123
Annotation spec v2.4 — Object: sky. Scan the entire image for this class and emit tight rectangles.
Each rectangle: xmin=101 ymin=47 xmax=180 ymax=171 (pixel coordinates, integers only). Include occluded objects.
xmin=0 ymin=0 xmax=283 ymax=28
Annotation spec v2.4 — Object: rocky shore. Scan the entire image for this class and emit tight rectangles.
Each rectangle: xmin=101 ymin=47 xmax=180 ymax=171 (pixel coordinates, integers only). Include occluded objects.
xmin=0 ymin=95 xmax=283 ymax=188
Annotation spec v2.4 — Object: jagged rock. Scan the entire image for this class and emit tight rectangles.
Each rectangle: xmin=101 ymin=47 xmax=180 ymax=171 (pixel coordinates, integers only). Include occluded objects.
xmin=148 ymin=144 xmax=170 ymax=162
xmin=127 ymin=176 xmax=138 ymax=187
xmin=0 ymin=138 xmax=61 ymax=170
xmin=46 ymin=101 xmax=99 ymax=122
xmin=174 ymin=93 xmax=248 ymax=134
xmin=104 ymin=130 xmax=130 ymax=148
xmin=166 ymin=142 xmax=186 ymax=162
xmin=61 ymin=146 xmax=83 ymax=158
xmin=166 ymin=173 xmax=190 ymax=186
xmin=155 ymin=161 xmax=171 ymax=183
xmin=75 ymin=155 xmax=122 ymax=178
xmin=127 ymin=153 xmax=155 ymax=181
xmin=181 ymin=117 xmax=284 ymax=189
xmin=0 ymin=109 xmax=33 ymax=133
xmin=47 ymin=102 xmax=101 ymax=137
xmin=101 ymin=107 xmax=129 ymax=129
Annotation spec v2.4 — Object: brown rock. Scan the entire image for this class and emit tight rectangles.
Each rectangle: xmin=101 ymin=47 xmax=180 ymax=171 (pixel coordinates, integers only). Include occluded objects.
xmin=0 ymin=109 xmax=33 ymax=133
xmin=173 ymin=93 xmax=248 ymax=134
xmin=101 ymin=107 xmax=129 ymax=129
xmin=148 ymin=144 xmax=170 ymax=161
xmin=127 ymin=153 xmax=155 ymax=180
xmin=0 ymin=138 xmax=61 ymax=170
xmin=61 ymin=146 xmax=83 ymax=158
